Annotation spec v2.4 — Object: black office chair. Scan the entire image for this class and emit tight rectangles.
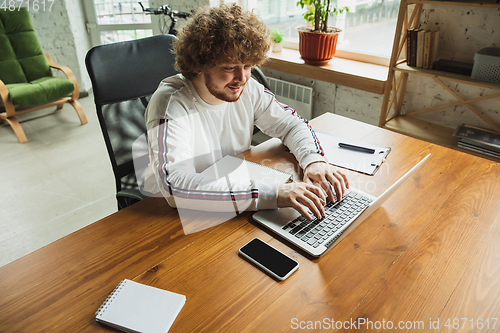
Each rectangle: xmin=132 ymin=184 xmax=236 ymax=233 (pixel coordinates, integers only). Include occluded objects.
xmin=251 ymin=67 xmax=270 ymax=91
xmin=86 ymin=34 xmax=271 ymax=210
xmin=85 ymin=34 xmax=179 ymax=210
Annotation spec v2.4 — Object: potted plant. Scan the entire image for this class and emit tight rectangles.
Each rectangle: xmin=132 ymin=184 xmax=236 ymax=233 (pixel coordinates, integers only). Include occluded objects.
xmin=296 ymin=0 xmax=349 ymax=65
xmin=270 ymin=29 xmax=284 ymax=52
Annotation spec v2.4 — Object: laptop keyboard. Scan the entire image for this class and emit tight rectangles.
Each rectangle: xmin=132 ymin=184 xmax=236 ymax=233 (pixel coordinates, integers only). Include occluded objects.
xmin=282 ymin=191 xmax=373 ymax=248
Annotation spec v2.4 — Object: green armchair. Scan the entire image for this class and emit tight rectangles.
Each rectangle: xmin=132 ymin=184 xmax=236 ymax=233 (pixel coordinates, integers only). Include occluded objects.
xmin=0 ymin=8 xmax=87 ymax=143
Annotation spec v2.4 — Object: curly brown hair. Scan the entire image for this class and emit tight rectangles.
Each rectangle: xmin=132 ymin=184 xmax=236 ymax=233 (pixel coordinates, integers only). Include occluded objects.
xmin=174 ymin=3 xmax=271 ymax=80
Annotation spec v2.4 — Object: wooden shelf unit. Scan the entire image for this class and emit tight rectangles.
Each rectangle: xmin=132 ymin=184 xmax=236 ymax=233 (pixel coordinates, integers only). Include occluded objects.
xmin=384 ymin=116 xmax=500 ymax=162
xmin=379 ymin=0 xmax=500 ymax=160
xmin=395 ymin=63 xmax=500 ymax=91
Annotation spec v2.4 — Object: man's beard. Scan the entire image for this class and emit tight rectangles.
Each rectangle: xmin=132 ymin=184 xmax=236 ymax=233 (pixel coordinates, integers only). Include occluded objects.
xmin=205 ymin=73 xmax=245 ymax=103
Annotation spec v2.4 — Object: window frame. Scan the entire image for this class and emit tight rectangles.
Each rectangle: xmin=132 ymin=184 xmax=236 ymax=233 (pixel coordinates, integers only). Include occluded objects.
xmin=82 ymin=0 xmax=161 ymax=47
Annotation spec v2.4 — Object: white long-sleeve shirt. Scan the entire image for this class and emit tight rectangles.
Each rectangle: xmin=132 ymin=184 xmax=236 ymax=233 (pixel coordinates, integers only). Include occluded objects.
xmin=144 ymin=74 xmax=325 ymax=213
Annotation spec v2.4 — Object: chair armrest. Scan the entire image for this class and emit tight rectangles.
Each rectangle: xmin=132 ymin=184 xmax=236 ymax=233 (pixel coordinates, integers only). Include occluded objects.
xmin=0 ymin=79 xmax=16 ymax=116
xmin=116 ymin=188 xmax=150 ymax=210
xmin=117 ymin=188 xmax=149 ymax=201
xmin=45 ymin=53 xmax=80 ymax=101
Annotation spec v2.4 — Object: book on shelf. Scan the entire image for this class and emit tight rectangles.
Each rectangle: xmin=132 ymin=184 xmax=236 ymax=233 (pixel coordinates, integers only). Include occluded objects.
xmin=421 ymin=30 xmax=440 ymax=69
xmin=411 ymin=28 xmax=420 ymax=67
xmin=406 ymin=28 xmax=420 ymax=67
xmin=422 ymin=30 xmax=432 ymax=69
xmin=416 ymin=29 xmax=426 ymax=68
xmin=432 ymin=59 xmax=473 ymax=76
xmin=453 ymin=124 xmax=500 ymax=158
xmin=453 ymin=124 xmax=500 ymax=149
xmin=406 ymin=28 xmax=413 ymax=66
xmin=458 ymin=141 xmax=500 ymax=159
xmin=428 ymin=31 xmax=440 ymax=69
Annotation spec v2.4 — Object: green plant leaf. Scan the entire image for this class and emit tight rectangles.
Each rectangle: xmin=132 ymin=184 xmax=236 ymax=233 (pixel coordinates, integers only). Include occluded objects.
xmin=270 ymin=29 xmax=284 ymax=43
xmin=296 ymin=1 xmax=349 ymax=32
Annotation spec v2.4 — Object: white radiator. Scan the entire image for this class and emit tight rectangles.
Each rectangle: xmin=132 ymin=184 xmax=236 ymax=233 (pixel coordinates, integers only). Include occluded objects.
xmin=267 ymin=77 xmax=313 ymax=120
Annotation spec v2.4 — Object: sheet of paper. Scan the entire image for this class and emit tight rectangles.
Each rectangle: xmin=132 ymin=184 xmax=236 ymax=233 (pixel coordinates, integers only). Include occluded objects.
xmin=316 ymin=132 xmax=390 ymax=175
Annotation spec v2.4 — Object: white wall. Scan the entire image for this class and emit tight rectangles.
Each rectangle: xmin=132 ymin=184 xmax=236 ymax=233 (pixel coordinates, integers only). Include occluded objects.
xmin=65 ymin=0 xmax=92 ymax=91
xmin=260 ymin=68 xmax=384 ymax=126
xmin=30 ymin=0 xmax=92 ymax=91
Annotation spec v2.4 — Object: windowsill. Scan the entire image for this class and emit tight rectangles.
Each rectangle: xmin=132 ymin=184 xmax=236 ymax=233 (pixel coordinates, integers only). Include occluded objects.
xmin=262 ymin=48 xmax=389 ymax=95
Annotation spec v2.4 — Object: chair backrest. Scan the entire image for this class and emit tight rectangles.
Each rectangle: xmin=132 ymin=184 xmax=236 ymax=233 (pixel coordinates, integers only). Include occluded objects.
xmin=0 ymin=8 xmax=52 ymax=84
xmin=251 ymin=67 xmax=270 ymax=91
xmin=85 ymin=34 xmax=179 ymax=194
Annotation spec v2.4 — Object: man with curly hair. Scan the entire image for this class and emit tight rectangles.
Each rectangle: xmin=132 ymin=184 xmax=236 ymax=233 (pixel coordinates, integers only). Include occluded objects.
xmin=144 ymin=3 xmax=349 ymax=221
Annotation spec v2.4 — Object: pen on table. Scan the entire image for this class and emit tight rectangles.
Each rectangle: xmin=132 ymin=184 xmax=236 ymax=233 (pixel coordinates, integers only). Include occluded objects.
xmin=338 ymin=142 xmax=375 ymax=154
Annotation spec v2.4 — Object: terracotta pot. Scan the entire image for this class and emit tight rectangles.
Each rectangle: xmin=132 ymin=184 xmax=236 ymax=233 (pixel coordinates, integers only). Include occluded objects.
xmin=298 ymin=27 xmax=341 ymax=66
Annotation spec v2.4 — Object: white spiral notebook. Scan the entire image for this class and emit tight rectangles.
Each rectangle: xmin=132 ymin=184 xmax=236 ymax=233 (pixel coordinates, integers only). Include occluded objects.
xmin=95 ymin=279 xmax=186 ymax=333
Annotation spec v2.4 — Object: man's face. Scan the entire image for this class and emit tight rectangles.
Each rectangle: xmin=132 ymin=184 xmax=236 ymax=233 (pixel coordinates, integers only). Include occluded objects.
xmin=203 ymin=62 xmax=253 ymax=103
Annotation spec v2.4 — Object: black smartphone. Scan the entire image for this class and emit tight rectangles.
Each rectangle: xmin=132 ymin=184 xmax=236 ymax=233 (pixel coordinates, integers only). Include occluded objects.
xmin=239 ymin=238 xmax=299 ymax=281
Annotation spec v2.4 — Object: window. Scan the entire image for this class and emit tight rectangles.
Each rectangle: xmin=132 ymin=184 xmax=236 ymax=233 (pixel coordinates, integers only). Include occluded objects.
xmin=242 ymin=0 xmax=401 ymax=63
xmin=93 ymin=0 xmax=151 ymax=25
xmin=83 ymin=0 xmax=159 ymax=46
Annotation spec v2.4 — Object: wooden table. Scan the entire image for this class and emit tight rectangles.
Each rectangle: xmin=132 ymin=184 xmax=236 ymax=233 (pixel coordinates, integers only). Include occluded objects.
xmin=1 ymin=113 xmax=499 ymax=332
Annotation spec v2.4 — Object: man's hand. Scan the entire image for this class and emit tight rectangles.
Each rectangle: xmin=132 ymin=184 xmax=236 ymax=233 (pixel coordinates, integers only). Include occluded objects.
xmin=277 ymin=182 xmax=326 ymax=220
xmin=303 ymin=161 xmax=349 ymax=203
